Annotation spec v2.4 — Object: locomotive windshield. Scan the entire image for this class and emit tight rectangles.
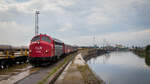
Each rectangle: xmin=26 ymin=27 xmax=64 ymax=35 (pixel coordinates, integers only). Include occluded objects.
xmin=41 ymin=36 xmax=51 ymax=43
xmin=31 ymin=36 xmax=40 ymax=42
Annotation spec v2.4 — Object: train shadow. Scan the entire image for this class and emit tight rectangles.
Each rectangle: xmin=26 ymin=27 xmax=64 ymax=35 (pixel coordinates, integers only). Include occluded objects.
xmin=34 ymin=51 xmax=76 ymax=68
xmin=32 ymin=52 xmax=73 ymax=68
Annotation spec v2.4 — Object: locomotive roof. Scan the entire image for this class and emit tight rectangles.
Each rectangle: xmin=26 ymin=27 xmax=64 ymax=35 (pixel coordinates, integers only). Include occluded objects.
xmin=37 ymin=34 xmax=64 ymax=44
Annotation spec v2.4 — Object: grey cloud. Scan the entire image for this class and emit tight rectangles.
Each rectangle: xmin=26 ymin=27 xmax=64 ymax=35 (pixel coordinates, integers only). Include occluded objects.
xmin=0 ymin=0 xmax=150 ymax=46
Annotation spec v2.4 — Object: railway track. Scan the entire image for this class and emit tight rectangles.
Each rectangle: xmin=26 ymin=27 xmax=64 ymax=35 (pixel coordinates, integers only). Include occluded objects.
xmin=0 ymin=51 xmax=77 ymax=84
xmin=16 ymin=53 xmax=76 ymax=84
xmin=0 ymin=63 xmax=35 ymax=83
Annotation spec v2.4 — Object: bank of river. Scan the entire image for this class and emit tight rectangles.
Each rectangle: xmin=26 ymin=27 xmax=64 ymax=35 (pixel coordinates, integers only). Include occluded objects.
xmin=55 ymin=49 xmax=104 ymax=84
xmin=87 ymin=51 xmax=150 ymax=84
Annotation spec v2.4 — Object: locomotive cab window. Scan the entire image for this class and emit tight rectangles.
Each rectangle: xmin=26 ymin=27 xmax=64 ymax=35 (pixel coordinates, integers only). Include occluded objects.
xmin=31 ymin=36 xmax=40 ymax=42
xmin=41 ymin=36 xmax=51 ymax=43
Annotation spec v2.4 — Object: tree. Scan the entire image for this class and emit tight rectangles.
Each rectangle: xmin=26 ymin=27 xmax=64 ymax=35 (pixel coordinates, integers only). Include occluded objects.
xmin=145 ymin=45 xmax=150 ymax=56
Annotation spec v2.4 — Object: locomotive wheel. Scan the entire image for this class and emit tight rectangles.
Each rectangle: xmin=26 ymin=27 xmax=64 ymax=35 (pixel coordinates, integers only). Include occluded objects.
xmin=1 ymin=61 xmax=6 ymax=69
xmin=1 ymin=65 xmax=4 ymax=69
xmin=52 ymin=56 xmax=56 ymax=62
xmin=57 ymin=56 xmax=60 ymax=60
xmin=55 ymin=56 xmax=59 ymax=62
xmin=33 ymin=64 xmax=40 ymax=67
xmin=52 ymin=57 xmax=55 ymax=62
xmin=5 ymin=64 xmax=9 ymax=68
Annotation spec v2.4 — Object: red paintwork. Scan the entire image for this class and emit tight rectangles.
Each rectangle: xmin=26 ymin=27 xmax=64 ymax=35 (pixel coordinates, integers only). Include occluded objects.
xmin=29 ymin=34 xmax=75 ymax=63
xmin=64 ymin=45 xmax=73 ymax=54
xmin=29 ymin=34 xmax=55 ymax=58
xmin=63 ymin=43 xmax=65 ymax=54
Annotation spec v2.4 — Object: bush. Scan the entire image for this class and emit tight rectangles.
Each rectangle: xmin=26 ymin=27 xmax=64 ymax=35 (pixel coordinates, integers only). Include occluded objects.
xmin=145 ymin=45 xmax=150 ymax=56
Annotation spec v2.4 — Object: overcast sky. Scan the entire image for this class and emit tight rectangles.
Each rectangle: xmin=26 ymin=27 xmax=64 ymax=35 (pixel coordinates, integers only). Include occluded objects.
xmin=0 ymin=0 xmax=150 ymax=47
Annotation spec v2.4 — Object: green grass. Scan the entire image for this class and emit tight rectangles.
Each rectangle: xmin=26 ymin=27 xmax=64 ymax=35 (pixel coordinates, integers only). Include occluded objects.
xmin=77 ymin=64 xmax=101 ymax=84
xmin=134 ymin=50 xmax=146 ymax=58
xmin=38 ymin=55 xmax=71 ymax=84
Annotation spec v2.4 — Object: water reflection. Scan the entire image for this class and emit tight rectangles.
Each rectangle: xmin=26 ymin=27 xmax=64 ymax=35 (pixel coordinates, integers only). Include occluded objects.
xmin=87 ymin=51 xmax=150 ymax=84
xmin=133 ymin=51 xmax=150 ymax=66
xmin=88 ymin=53 xmax=110 ymax=64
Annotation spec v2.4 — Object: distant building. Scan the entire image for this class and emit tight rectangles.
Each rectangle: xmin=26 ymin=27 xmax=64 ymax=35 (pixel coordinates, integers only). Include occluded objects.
xmin=115 ymin=44 xmax=123 ymax=48
xmin=93 ymin=44 xmax=99 ymax=48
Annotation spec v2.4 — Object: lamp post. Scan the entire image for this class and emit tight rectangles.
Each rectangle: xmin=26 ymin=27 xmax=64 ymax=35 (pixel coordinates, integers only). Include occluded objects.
xmin=35 ymin=10 xmax=40 ymax=35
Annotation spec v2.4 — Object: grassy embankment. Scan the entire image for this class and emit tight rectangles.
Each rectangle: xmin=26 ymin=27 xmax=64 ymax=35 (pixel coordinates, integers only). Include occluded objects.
xmin=38 ymin=52 xmax=77 ymax=84
xmin=78 ymin=48 xmax=103 ymax=84
xmin=77 ymin=64 xmax=102 ymax=84
xmin=133 ymin=49 xmax=146 ymax=58
xmin=133 ymin=45 xmax=150 ymax=66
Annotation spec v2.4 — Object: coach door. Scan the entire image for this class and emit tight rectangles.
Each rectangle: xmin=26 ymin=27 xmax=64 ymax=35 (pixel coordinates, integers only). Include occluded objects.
xmin=54 ymin=41 xmax=63 ymax=57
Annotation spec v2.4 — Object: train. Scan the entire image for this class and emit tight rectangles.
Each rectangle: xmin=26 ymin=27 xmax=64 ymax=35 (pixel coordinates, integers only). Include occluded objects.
xmin=0 ymin=45 xmax=28 ymax=69
xmin=28 ymin=34 xmax=77 ymax=66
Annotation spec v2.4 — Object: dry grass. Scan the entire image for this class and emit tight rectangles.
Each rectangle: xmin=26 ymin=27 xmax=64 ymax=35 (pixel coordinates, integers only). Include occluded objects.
xmin=77 ymin=64 xmax=102 ymax=84
xmin=38 ymin=52 xmax=78 ymax=84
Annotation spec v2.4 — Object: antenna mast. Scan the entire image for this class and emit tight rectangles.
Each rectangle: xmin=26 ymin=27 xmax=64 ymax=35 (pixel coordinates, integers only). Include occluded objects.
xmin=35 ymin=10 xmax=40 ymax=35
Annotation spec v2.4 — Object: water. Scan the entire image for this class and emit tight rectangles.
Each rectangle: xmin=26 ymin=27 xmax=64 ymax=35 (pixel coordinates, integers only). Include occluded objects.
xmin=87 ymin=51 xmax=150 ymax=84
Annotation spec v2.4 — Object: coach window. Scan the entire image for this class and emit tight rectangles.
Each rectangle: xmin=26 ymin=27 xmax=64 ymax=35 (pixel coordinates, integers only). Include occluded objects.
xmin=55 ymin=41 xmax=62 ymax=45
xmin=31 ymin=36 xmax=40 ymax=42
xmin=41 ymin=36 xmax=51 ymax=43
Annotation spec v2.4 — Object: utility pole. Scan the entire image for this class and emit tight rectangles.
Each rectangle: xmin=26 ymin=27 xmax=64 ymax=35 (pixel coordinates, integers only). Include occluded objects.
xmin=93 ymin=36 xmax=95 ymax=46
xmin=103 ymin=38 xmax=109 ymax=46
xmin=35 ymin=10 xmax=40 ymax=36
xmin=93 ymin=36 xmax=97 ymax=48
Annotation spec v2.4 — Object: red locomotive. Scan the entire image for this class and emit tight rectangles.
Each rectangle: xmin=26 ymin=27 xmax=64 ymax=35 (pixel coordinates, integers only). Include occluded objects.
xmin=28 ymin=34 xmax=76 ymax=66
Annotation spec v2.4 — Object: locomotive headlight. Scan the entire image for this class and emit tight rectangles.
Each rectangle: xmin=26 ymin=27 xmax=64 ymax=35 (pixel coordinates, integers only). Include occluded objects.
xmin=29 ymin=50 xmax=32 ymax=53
xmin=37 ymin=41 xmax=40 ymax=44
xmin=45 ymin=50 xmax=48 ymax=53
